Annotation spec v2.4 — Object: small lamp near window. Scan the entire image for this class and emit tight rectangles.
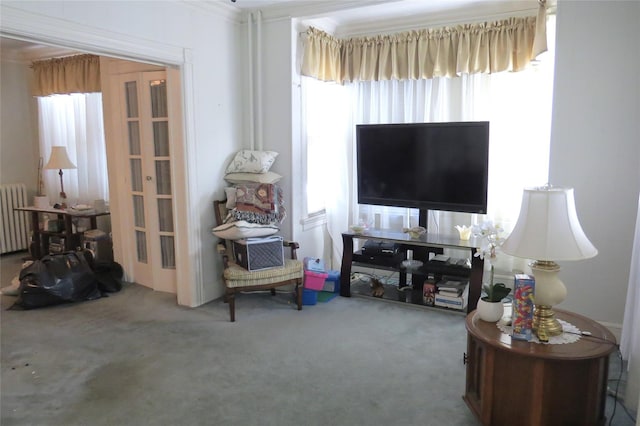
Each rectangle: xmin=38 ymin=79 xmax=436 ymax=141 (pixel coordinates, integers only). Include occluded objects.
xmin=501 ymin=185 xmax=597 ymax=337
xmin=44 ymin=146 xmax=76 ymax=208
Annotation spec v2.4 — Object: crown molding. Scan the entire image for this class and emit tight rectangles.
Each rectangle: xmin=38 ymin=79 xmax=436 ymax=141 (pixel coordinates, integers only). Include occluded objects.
xmin=179 ymin=0 xmax=244 ymax=24
xmin=333 ymin=3 xmax=541 ymax=38
xmin=253 ymin=0 xmax=399 ymax=20
xmin=0 ymin=5 xmax=184 ymax=66
xmin=197 ymin=0 xmax=402 ymax=24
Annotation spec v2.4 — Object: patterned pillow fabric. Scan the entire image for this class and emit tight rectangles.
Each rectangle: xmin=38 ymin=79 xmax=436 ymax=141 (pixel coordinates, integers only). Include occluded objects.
xmin=231 ymin=183 xmax=286 ymax=225
xmin=225 ymin=187 xmax=237 ymax=209
xmin=225 ymin=150 xmax=279 ymax=174
xmin=224 ymin=171 xmax=282 ymax=184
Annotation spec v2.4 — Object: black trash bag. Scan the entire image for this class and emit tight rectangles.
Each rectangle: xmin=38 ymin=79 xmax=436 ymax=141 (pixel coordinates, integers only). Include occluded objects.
xmin=13 ymin=251 xmax=102 ymax=310
xmin=14 ymin=260 xmax=62 ymax=309
xmin=92 ymin=261 xmax=124 ymax=293
xmin=80 ymin=249 xmax=124 ymax=293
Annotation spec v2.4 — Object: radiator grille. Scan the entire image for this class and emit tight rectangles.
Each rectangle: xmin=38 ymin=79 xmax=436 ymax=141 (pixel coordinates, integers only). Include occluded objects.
xmin=0 ymin=183 xmax=30 ymax=254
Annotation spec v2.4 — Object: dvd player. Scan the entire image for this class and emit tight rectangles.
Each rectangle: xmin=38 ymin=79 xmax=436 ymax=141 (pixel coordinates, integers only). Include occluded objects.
xmin=361 ymin=240 xmax=400 ymax=257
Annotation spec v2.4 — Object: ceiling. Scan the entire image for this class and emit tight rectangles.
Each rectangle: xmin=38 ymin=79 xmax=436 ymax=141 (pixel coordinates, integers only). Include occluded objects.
xmin=0 ymin=37 xmax=77 ymax=61
xmin=0 ymin=0 xmax=548 ymax=60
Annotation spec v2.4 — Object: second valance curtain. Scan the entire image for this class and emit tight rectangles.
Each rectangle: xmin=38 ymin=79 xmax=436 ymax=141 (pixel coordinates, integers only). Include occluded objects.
xmin=302 ymin=3 xmax=547 ymax=83
xmin=31 ymin=54 xmax=101 ymax=96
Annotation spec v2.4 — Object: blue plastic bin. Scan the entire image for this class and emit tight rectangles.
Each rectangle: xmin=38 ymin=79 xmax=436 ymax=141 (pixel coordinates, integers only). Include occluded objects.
xmin=302 ymin=288 xmax=318 ymax=306
xmin=323 ymin=270 xmax=341 ymax=293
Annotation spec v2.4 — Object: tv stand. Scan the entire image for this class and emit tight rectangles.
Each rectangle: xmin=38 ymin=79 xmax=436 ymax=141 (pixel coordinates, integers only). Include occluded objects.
xmin=340 ymin=229 xmax=484 ymax=313
xmin=418 ymin=208 xmax=428 ymax=230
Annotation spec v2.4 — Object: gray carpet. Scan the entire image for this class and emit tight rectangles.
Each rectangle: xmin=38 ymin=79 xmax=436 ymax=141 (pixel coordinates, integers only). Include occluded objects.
xmin=0 ymin=252 xmax=636 ymax=426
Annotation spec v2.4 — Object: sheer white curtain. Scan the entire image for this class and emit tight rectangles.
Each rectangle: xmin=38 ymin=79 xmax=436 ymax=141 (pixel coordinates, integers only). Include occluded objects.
xmin=308 ymin=55 xmax=554 ymax=269
xmin=621 ymin=194 xmax=640 ymax=409
xmin=301 ymin=77 xmax=352 ymax=266
xmin=351 ymin=62 xmax=554 ymax=233
xmin=38 ymin=93 xmax=109 ymax=205
xmin=352 ymin=76 xmax=489 ymax=236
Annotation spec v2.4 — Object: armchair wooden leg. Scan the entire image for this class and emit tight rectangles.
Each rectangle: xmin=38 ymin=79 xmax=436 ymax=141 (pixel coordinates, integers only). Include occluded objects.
xmin=227 ymin=291 xmax=236 ymax=322
xmin=296 ymin=279 xmax=302 ymax=311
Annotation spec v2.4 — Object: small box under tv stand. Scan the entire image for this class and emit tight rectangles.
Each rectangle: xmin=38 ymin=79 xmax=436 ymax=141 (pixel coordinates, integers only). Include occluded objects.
xmin=340 ymin=229 xmax=484 ymax=313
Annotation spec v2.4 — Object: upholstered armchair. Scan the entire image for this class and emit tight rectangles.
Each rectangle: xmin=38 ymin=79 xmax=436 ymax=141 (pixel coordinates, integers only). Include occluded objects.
xmin=213 ymin=200 xmax=303 ymax=322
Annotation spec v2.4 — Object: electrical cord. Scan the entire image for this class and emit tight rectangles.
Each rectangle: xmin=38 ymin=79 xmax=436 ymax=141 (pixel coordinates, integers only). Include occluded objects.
xmin=561 ymin=333 xmax=638 ymax=424
xmin=607 ymin=348 xmax=623 ymax=426
xmin=606 ymin=348 xmax=637 ymax=425
xmin=563 ymin=330 xmax=618 ymax=347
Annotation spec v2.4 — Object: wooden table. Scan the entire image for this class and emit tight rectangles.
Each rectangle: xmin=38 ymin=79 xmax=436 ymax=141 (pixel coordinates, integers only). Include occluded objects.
xmin=16 ymin=206 xmax=110 ymax=259
xmin=464 ymin=309 xmax=617 ymax=426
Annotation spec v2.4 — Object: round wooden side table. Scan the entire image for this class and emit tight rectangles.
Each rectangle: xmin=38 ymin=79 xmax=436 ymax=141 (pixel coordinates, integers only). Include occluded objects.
xmin=463 ymin=308 xmax=617 ymax=426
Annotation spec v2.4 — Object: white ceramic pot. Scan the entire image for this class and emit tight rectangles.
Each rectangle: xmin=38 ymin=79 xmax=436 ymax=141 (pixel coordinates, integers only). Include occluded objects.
xmin=34 ymin=195 xmax=50 ymax=209
xmin=477 ymin=298 xmax=504 ymax=322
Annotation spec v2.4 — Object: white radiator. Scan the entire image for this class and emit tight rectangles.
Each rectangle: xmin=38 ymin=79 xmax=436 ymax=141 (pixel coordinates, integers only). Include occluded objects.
xmin=0 ymin=183 xmax=30 ymax=254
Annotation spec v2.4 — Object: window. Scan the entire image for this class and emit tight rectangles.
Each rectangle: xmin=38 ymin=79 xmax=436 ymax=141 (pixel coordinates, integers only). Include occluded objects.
xmin=302 ymin=16 xmax=556 ymax=239
xmin=37 ymin=93 xmax=109 ymax=204
xmin=301 ymin=76 xmax=351 ymax=218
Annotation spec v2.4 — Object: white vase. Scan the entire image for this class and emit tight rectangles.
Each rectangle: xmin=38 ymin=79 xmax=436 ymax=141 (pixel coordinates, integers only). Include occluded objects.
xmin=33 ymin=196 xmax=49 ymax=209
xmin=477 ymin=298 xmax=504 ymax=322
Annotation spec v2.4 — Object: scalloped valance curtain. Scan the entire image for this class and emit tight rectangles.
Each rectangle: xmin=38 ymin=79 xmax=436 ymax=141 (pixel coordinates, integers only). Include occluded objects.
xmin=31 ymin=54 xmax=101 ymax=96
xmin=302 ymin=3 xmax=547 ymax=83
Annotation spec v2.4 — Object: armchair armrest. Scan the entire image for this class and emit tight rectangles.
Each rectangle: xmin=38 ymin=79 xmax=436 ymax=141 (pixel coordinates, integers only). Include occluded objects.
xmin=216 ymin=241 xmax=232 ymax=268
xmin=283 ymin=240 xmax=300 ymax=260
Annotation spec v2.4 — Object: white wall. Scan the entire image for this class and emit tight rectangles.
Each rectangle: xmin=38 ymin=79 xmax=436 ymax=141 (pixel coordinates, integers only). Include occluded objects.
xmin=256 ymin=15 xmax=328 ymax=263
xmin=551 ymin=5 xmax=640 ymax=411
xmin=0 ymin=57 xmax=39 ymax=194
xmin=258 ymin=17 xmax=294 ymax=235
xmin=549 ymin=1 xmax=640 ymax=331
xmin=1 ymin=1 xmax=246 ymax=304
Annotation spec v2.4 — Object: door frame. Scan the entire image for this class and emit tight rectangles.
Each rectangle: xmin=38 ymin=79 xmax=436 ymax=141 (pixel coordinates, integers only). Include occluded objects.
xmin=2 ymin=7 xmax=202 ymax=306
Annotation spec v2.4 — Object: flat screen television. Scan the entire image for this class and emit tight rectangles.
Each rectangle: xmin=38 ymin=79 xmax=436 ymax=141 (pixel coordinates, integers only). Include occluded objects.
xmin=356 ymin=121 xmax=490 ymax=217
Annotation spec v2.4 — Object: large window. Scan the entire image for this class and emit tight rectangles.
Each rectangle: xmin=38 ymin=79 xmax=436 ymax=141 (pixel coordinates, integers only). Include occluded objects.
xmin=301 ymin=77 xmax=351 ymax=217
xmin=303 ymin=16 xmax=555 ymax=236
xmin=37 ymin=93 xmax=109 ymax=205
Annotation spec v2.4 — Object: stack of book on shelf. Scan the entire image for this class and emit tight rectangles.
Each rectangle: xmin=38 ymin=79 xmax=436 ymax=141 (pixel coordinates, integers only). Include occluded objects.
xmin=434 ymin=279 xmax=469 ymax=310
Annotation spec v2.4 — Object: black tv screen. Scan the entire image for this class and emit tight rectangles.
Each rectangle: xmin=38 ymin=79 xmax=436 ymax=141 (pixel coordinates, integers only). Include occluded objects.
xmin=356 ymin=121 xmax=489 ymax=214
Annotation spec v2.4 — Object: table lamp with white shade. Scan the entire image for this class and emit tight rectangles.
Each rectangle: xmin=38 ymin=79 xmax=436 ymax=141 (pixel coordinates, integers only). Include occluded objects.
xmin=44 ymin=146 xmax=76 ymax=208
xmin=501 ymin=185 xmax=597 ymax=337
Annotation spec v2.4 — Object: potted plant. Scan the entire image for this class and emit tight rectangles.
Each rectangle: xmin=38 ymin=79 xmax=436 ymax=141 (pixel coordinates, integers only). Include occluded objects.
xmin=473 ymin=221 xmax=511 ymax=322
xmin=478 ymin=282 xmax=512 ymax=322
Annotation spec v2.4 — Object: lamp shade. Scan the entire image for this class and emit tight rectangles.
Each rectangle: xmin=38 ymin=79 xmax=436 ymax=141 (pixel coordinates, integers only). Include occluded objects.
xmin=501 ymin=186 xmax=597 ymax=261
xmin=44 ymin=146 xmax=76 ymax=170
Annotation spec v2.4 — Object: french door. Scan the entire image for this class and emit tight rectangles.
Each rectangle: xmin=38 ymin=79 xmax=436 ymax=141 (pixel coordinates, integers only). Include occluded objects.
xmin=117 ymin=71 xmax=176 ymax=292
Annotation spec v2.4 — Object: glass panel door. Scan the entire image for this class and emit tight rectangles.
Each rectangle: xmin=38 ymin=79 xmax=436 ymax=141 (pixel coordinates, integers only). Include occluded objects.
xmin=149 ymin=78 xmax=175 ymax=270
xmin=120 ymin=71 xmax=176 ymax=291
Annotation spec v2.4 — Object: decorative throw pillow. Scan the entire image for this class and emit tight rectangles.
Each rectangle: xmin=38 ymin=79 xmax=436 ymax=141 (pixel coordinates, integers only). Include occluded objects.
xmin=211 ymin=220 xmax=279 ymax=240
xmin=225 ymin=187 xmax=237 ymax=209
xmin=231 ymin=183 xmax=286 ymax=225
xmin=224 ymin=171 xmax=282 ymax=184
xmin=225 ymin=150 xmax=279 ymax=174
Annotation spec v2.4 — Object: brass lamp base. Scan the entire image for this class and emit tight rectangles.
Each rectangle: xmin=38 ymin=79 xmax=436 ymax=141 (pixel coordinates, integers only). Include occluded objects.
xmin=533 ymin=304 xmax=564 ymax=337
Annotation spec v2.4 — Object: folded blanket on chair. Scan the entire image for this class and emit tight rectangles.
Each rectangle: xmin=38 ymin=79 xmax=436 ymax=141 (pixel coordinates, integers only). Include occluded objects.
xmin=232 ymin=183 xmax=286 ymax=225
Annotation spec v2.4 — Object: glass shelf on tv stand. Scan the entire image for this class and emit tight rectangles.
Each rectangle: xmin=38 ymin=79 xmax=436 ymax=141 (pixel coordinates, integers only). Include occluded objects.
xmin=349 ymin=273 xmax=468 ymax=316
xmin=340 ymin=228 xmax=485 ymax=314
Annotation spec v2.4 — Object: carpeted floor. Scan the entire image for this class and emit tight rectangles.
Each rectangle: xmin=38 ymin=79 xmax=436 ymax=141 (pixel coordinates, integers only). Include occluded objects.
xmin=1 ymin=252 xmax=636 ymax=426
